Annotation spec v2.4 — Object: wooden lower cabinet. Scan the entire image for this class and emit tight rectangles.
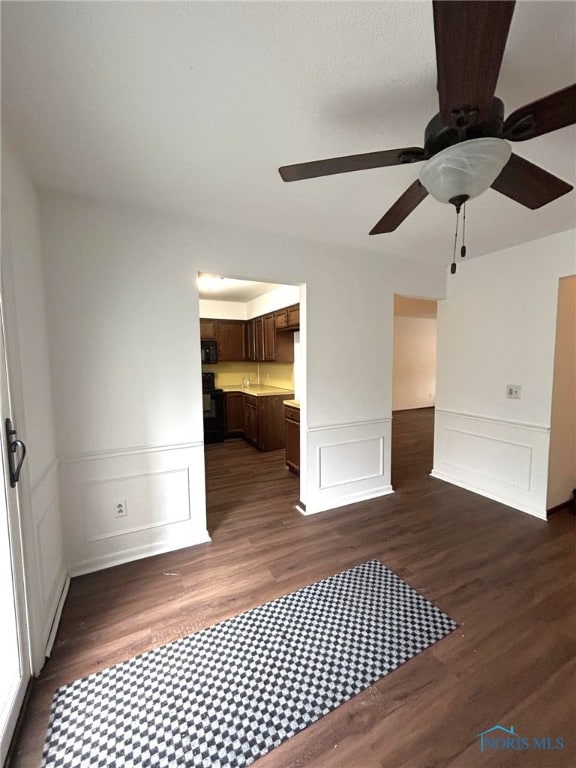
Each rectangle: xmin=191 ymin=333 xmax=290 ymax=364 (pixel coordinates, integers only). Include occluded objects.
xmin=243 ymin=394 xmax=290 ymax=451
xmin=224 ymin=392 xmax=244 ymax=436
xmin=243 ymin=395 xmax=260 ymax=447
xmin=284 ymin=405 xmax=300 ymax=474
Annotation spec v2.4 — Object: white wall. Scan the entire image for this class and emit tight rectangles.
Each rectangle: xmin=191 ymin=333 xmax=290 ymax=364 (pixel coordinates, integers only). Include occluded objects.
xmin=198 ymin=299 xmax=246 ymax=320
xmin=39 ymin=191 xmax=446 ymax=571
xmin=1 ymin=141 xmax=66 ymax=670
xmin=199 ymin=285 xmax=300 ymax=320
xmin=433 ymin=230 xmax=576 ymax=519
xmin=547 ymin=275 xmax=576 ymax=508
xmin=247 ymin=284 xmax=300 ymax=318
xmin=392 ymin=297 xmax=437 ymax=411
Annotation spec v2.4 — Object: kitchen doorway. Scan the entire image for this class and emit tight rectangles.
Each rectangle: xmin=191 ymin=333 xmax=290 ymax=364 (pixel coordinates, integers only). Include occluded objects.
xmin=391 ymin=295 xmax=438 ymax=490
xmin=197 ymin=276 xmax=303 ymax=534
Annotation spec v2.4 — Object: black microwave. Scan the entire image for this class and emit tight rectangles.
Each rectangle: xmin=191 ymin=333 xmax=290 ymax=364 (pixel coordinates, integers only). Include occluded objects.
xmin=201 ymin=339 xmax=218 ymax=364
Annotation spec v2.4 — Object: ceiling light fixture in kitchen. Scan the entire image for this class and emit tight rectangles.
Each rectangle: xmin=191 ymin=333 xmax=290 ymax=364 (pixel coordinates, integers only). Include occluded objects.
xmin=197 ymin=273 xmax=226 ymax=293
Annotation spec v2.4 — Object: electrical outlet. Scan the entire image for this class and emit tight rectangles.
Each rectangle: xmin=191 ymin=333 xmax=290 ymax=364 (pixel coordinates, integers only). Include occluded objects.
xmin=506 ymin=384 xmax=521 ymax=399
xmin=114 ymin=500 xmax=128 ymax=518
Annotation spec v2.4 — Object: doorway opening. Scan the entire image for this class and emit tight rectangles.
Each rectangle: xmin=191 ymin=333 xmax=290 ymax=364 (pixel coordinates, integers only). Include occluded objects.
xmin=391 ymin=295 xmax=438 ymax=490
xmin=547 ymin=275 xmax=576 ymax=514
xmin=197 ymin=275 xmax=303 ymax=535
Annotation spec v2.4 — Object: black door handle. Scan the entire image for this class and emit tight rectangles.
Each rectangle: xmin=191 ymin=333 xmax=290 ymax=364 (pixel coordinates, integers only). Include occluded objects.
xmin=5 ymin=418 xmax=27 ymax=488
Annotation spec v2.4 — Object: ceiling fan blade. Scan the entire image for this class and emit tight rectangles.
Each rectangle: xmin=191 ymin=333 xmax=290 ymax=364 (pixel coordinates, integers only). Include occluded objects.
xmin=369 ymin=180 xmax=428 ymax=235
xmin=433 ymin=0 xmax=515 ymax=127
xmin=278 ymin=148 xmax=425 ymax=182
xmin=503 ymin=84 xmax=576 ymax=141
xmin=491 ymin=153 xmax=573 ymax=209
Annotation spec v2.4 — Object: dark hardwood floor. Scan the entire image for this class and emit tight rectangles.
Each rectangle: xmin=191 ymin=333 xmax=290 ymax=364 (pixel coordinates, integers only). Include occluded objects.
xmin=11 ymin=408 xmax=576 ymax=767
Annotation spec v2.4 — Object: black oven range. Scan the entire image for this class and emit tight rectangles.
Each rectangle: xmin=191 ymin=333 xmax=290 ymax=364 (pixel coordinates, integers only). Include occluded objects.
xmin=202 ymin=372 xmax=225 ymax=443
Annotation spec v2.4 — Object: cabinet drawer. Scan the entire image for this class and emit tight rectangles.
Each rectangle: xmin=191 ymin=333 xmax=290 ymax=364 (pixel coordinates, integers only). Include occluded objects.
xmin=284 ymin=406 xmax=300 ymax=423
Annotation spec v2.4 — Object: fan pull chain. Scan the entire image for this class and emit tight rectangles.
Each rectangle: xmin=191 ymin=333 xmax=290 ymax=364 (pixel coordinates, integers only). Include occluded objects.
xmin=460 ymin=202 xmax=467 ymax=259
xmin=451 ymin=206 xmax=460 ymax=275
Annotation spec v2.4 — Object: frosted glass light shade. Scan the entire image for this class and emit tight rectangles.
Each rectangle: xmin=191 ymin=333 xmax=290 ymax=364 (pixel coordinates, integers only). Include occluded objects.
xmin=419 ymin=138 xmax=511 ymax=204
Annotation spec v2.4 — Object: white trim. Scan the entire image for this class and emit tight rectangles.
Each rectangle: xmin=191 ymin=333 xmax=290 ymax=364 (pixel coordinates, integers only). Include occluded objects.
xmin=318 ymin=436 xmax=384 ymax=489
xmin=301 ymin=485 xmax=394 ymax=515
xmin=308 ymin=417 xmax=392 ymax=432
xmin=68 ymin=529 xmax=212 ymax=577
xmin=442 ymin=427 xmax=534 ymax=491
xmin=30 ymin=456 xmax=60 ymax=494
xmin=44 ymin=575 xmax=70 ymax=658
xmin=61 ymin=440 xmax=204 ymax=463
xmin=430 ymin=470 xmax=547 ymax=520
xmin=434 ymin=409 xmax=550 ymax=433
xmin=86 ymin=515 xmax=192 ymax=543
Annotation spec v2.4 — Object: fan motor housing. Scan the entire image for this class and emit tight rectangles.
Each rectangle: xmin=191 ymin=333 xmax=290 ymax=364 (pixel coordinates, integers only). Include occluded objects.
xmin=424 ymin=98 xmax=505 ymax=158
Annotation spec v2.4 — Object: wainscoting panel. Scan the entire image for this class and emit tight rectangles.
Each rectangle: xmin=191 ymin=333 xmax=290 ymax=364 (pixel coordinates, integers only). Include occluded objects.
xmin=30 ymin=458 xmax=68 ymax=659
xmin=60 ymin=442 xmax=210 ymax=575
xmin=432 ymin=410 xmax=550 ymax=519
xmin=84 ymin=468 xmax=191 ymax=542
xmin=304 ymin=419 xmax=393 ymax=514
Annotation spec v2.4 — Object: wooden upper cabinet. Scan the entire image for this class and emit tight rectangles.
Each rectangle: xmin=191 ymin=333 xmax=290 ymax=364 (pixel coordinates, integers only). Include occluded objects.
xmin=201 ymin=303 xmax=298 ymax=363
xmin=200 ymin=318 xmax=218 ymax=340
xmin=287 ymin=304 xmax=300 ymax=329
xmin=275 ymin=308 xmax=288 ymax=330
xmin=245 ymin=320 xmax=255 ymax=361
xmin=254 ymin=317 xmax=265 ymax=361
xmin=218 ymin=320 xmax=245 ymax=361
xmin=263 ymin=314 xmax=276 ymax=361
xmin=275 ymin=304 xmax=299 ymax=331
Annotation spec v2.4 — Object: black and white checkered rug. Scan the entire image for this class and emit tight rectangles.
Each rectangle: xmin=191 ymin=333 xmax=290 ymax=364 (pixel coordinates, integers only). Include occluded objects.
xmin=42 ymin=559 xmax=456 ymax=768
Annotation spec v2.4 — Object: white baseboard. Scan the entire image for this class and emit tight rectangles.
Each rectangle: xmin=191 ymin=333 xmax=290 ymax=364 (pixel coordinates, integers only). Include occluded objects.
xmin=68 ymin=529 xmax=211 ymax=576
xmin=45 ymin=575 xmax=70 ymax=658
xmin=302 ymin=484 xmax=394 ymax=515
xmin=430 ymin=470 xmax=547 ymax=520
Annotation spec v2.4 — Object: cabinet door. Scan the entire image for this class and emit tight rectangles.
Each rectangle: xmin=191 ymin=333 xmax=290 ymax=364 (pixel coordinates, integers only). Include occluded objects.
xmin=200 ymin=318 xmax=217 ymax=340
xmin=254 ymin=317 xmax=265 ymax=362
xmin=243 ymin=396 xmax=260 ymax=447
xmin=218 ymin=320 xmax=245 ymax=361
xmin=225 ymin=392 xmax=244 ymax=435
xmin=287 ymin=304 xmax=300 ymax=329
xmin=263 ymin=314 xmax=276 ymax=361
xmin=275 ymin=309 xmax=288 ymax=330
xmin=285 ymin=413 xmax=300 ymax=474
xmin=245 ymin=321 xmax=255 ymax=361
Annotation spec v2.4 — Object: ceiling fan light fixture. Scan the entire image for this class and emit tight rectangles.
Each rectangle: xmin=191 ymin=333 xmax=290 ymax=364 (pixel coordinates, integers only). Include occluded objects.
xmin=419 ymin=138 xmax=512 ymax=205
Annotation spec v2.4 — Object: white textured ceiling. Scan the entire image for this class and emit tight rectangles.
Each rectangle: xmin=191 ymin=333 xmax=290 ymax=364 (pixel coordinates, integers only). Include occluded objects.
xmin=2 ymin=1 xmax=575 ymax=267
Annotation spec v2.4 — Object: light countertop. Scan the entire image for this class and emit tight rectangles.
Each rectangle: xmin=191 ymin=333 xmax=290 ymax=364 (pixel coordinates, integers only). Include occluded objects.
xmin=283 ymin=400 xmax=300 ymax=408
xmin=220 ymin=384 xmax=295 ymax=397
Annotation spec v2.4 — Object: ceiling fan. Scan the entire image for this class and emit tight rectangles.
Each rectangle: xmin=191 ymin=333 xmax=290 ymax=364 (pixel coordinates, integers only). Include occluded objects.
xmin=278 ymin=0 xmax=576 ymax=236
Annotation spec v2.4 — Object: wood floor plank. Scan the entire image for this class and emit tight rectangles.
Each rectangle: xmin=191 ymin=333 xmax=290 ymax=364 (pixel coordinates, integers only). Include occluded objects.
xmin=9 ymin=409 xmax=576 ymax=767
